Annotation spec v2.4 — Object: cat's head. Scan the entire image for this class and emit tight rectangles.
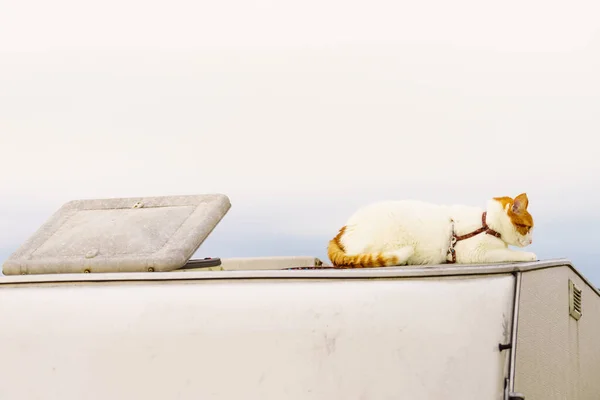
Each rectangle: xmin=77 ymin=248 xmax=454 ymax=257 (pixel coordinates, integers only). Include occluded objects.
xmin=490 ymin=193 xmax=534 ymax=247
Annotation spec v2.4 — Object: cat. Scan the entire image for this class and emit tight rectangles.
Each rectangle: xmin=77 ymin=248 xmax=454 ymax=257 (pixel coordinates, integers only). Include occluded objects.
xmin=327 ymin=193 xmax=536 ymax=267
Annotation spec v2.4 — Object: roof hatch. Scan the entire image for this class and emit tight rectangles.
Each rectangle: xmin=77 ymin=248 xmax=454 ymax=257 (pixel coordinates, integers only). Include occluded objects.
xmin=2 ymin=194 xmax=231 ymax=275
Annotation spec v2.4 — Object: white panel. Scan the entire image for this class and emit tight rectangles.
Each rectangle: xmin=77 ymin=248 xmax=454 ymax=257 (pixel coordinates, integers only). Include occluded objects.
xmin=515 ymin=266 xmax=600 ymax=399
xmin=0 ymin=275 xmax=515 ymax=400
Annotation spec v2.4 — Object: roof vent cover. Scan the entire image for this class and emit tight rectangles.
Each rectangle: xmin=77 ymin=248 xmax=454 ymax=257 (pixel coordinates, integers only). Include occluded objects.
xmin=2 ymin=194 xmax=231 ymax=275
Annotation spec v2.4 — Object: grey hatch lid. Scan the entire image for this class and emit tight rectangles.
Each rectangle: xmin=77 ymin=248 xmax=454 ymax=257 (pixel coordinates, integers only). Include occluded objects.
xmin=2 ymin=194 xmax=231 ymax=275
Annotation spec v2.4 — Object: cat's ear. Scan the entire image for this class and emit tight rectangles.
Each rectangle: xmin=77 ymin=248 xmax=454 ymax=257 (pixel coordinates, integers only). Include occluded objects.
xmin=512 ymin=193 xmax=529 ymax=213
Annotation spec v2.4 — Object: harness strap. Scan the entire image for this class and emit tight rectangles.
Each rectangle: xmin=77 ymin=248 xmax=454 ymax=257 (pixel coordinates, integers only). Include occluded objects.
xmin=447 ymin=212 xmax=501 ymax=264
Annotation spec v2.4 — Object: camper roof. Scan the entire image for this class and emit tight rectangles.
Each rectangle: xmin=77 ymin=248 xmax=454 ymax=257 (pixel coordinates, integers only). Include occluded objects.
xmin=1 ymin=258 xmax=598 ymax=299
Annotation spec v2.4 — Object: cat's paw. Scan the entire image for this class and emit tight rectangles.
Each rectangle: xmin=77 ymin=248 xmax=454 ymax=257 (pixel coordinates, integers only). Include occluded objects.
xmin=522 ymin=252 xmax=537 ymax=262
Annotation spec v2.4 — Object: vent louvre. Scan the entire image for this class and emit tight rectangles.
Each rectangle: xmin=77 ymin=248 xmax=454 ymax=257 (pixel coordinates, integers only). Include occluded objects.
xmin=569 ymin=279 xmax=583 ymax=321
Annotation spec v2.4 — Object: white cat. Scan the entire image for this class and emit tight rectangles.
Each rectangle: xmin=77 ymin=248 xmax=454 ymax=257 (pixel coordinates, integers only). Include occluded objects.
xmin=327 ymin=193 xmax=536 ymax=267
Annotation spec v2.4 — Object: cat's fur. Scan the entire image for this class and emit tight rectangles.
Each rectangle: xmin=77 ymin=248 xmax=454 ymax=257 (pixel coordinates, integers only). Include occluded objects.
xmin=328 ymin=193 xmax=535 ymax=267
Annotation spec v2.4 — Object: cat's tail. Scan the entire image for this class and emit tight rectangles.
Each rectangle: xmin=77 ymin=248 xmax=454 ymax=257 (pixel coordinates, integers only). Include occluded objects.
xmin=327 ymin=226 xmax=409 ymax=268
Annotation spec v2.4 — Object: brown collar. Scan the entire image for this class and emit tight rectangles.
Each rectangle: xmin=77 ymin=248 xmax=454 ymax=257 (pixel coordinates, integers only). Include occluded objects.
xmin=447 ymin=212 xmax=501 ymax=264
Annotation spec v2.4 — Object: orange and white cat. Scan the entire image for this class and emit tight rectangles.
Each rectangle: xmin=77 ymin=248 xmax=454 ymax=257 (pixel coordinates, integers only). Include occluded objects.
xmin=328 ymin=193 xmax=535 ymax=267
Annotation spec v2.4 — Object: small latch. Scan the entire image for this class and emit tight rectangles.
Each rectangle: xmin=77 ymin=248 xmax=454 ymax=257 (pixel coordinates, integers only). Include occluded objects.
xmin=133 ymin=201 xmax=144 ymax=209
xmin=498 ymin=342 xmax=512 ymax=351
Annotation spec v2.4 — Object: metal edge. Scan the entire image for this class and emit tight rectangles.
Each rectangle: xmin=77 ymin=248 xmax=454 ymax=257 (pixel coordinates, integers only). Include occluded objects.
xmin=507 ymin=271 xmax=522 ymax=397
xmin=0 ymin=258 xmax=584 ymax=287
xmin=0 ymin=258 xmax=572 ymax=283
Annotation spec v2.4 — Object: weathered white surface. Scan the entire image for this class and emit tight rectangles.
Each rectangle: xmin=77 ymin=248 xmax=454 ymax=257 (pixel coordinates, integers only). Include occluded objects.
xmin=514 ymin=266 xmax=600 ymax=399
xmin=2 ymin=194 xmax=231 ymax=275
xmin=0 ymin=274 xmax=515 ymax=400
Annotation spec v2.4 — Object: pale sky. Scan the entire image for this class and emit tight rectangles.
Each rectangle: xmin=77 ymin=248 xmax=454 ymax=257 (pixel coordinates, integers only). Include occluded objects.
xmin=1 ymin=0 xmax=599 ymax=284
